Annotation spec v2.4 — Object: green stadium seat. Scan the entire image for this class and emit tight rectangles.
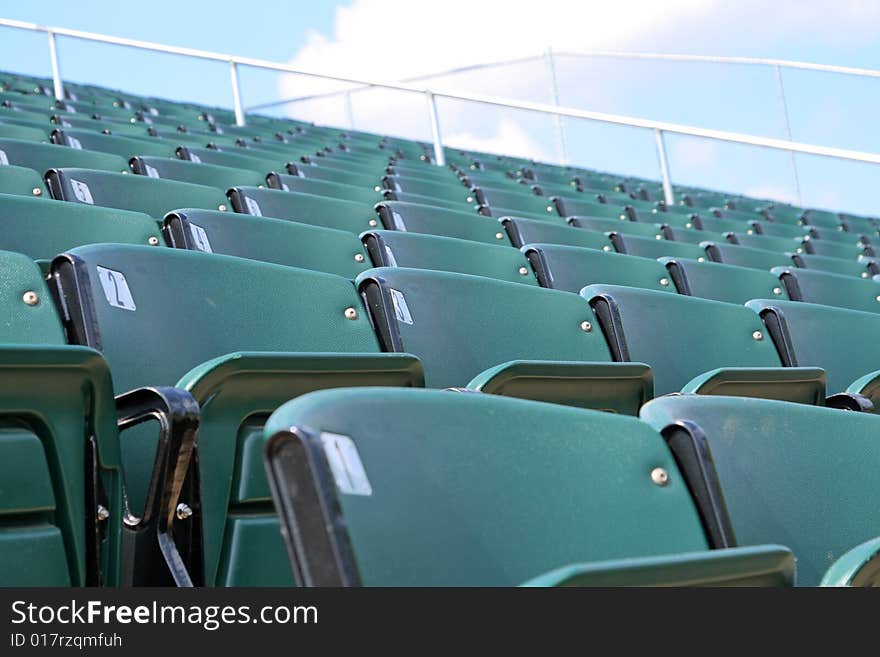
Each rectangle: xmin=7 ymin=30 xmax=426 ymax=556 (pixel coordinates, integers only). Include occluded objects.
xmin=473 ymin=185 xmax=551 ymax=215
xmin=640 ymin=395 xmax=880 ymax=585
xmin=794 ymin=253 xmax=879 ymax=278
xmin=502 ymin=216 xmax=616 ymax=250
xmin=582 ymin=284 xmax=824 ymax=403
xmin=51 ymin=128 xmax=178 ymax=158
xmin=163 ymin=208 xmax=371 ymax=278
xmin=524 ymin=243 xmax=674 ymax=294
xmin=356 ymin=267 xmax=651 ymax=414
xmin=49 ymin=245 xmax=423 ymax=586
xmin=773 ymin=266 xmax=880 ymax=313
xmin=263 ymin=387 xmax=795 ymax=586
xmin=552 ymin=196 xmax=631 ymax=221
xmin=287 ymin=162 xmax=382 ymax=188
xmin=0 ymin=164 xmax=48 ymax=197
xmin=802 ymin=235 xmax=874 ymax=259
xmin=704 ymin=242 xmax=795 ymax=270
xmin=130 ymin=156 xmax=265 ymax=188
xmin=610 ymin=233 xmax=709 ymax=260
xmin=661 ymin=257 xmax=789 ymax=304
xmin=726 ymin=232 xmax=808 ymax=255
xmin=46 ymin=168 xmax=227 ymax=218
xmin=383 ymin=173 xmax=468 ymax=199
xmin=0 ymin=138 xmax=128 ymax=173
xmin=0 ymin=122 xmax=50 ymax=141
xmin=362 ymin=230 xmax=537 ymax=284
xmin=229 ymin=186 xmax=377 ymax=234
xmin=746 ymin=298 xmax=880 ymax=406
xmin=375 ymin=201 xmax=512 ymax=245
xmin=568 ymin=215 xmax=668 ymax=239
xmin=266 ymin=172 xmax=384 ymax=205
xmin=178 ymin=145 xmax=283 ymax=172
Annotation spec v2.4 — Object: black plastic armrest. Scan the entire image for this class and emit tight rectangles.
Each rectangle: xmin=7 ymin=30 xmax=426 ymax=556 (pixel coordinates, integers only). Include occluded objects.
xmin=116 ymin=386 xmax=200 ymax=587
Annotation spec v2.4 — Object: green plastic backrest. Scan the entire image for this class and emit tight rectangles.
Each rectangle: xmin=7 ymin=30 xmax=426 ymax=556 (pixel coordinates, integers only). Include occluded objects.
xmin=0 ymin=249 xmax=65 ymax=343
xmin=53 ymin=245 xmax=382 ymax=392
xmin=292 ymin=163 xmax=383 ymax=188
xmin=570 ymin=216 xmax=667 ymax=239
xmin=613 ymin=234 xmax=708 ymax=260
xmin=731 ymin=232 xmax=807 ymax=254
xmin=265 ymin=387 xmax=710 ymax=586
xmin=376 ymin=201 xmax=509 ymax=245
xmin=53 ymin=129 xmax=177 ymax=158
xmin=47 ymin=168 xmax=228 ymax=218
xmin=503 ymin=216 xmax=615 ymax=249
xmin=385 ymin=190 xmax=475 ymax=213
xmin=661 ymin=257 xmax=789 ymax=304
xmin=0 ymin=122 xmax=50 ymax=141
xmin=363 ymin=230 xmax=537 ymax=284
xmin=164 ymin=208 xmax=371 ymax=279
xmin=0 ymin=165 xmax=47 ymax=197
xmin=804 ymin=237 xmax=869 ymax=259
xmin=555 ymin=197 xmax=630 ymax=221
xmin=0 ymin=138 xmax=128 ymax=173
xmin=355 ymin=267 xmax=611 ymax=389
xmin=640 ymin=395 xmax=880 ymax=586
xmin=773 ymin=266 xmax=880 ymax=313
xmin=583 ymin=284 xmax=781 ymax=395
xmin=746 ymin=298 xmax=880 ymax=393
xmin=476 ymin=186 xmax=552 ymax=215
xmin=525 ymin=243 xmax=673 ymax=294
xmin=230 ymin=186 xmax=376 ymax=234
xmin=269 ymin=173 xmax=384 ymax=205
xmin=386 ymin=175 xmax=468 ymax=199
xmin=0 ymin=193 xmax=160 ymax=259
xmin=704 ymin=242 xmax=794 ymax=270
xmin=182 ymin=146 xmax=284 ymax=172
xmin=796 ymin=253 xmax=876 ymax=278
xmin=131 ymin=156 xmax=266 ymax=188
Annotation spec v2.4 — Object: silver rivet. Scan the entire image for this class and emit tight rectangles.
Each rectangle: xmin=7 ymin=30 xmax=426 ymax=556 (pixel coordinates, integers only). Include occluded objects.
xmin=546 ymin=206 xmax=553 ymax=212
xmin=218 ymin=204 xmax=227 ymax=211
xmin=651 ymin=467 xmax=669 ymax=486
xmin=697 ymin=256 xmax=705 ymax=262
xmin=655 ymin=234 xmax=662 ymax=240
xmin=795 ymin=247 xmax=803 ymax=254
xmin=373 ymin=185 xmax=381 ymax=192
xmin=32 ymin=187 xmax=42 ymax=196
xmin=466 ymin=196 xmax=473 ymax=203
xmin=580 ymin=320 xmax=592 ymax=332
xmin=96 ymin=505 xmax=110 ymax=522
xmin=354 ymin=253 xmax=365 ymax=262
xmin=602 ymin=245 xmax=612 ymax=252
xmin=747 ymin=229 xmax=753 ymax=235
xmin=495 ymin=232 xmax=504 ymax=240
xmin=753 ymin=330 xmax=763 ymax=341
xmin=685 ymin=223 xmax=692 ymax=229
xmin=22 ymin=291 xmax=39 ymax=306
xmin=773 ymin=287 xmax=783 ymax=295
xmin=175 ymin=503 xmax=193 ymax=520
xmin=148 ymin=236 xmax=160 ymax=246
xmin=369 ymin=219 xmax=378 ymax=227
xmin=659 ymin=277 xmax=670 ymax=286
xmin=518 ymin=266 xmax=529 ymax=276
xmin=862 ymin=272 xmax=869 ymax=278
xmin=619 ymin=214 xmax=626 ymax=221
xmin=837 ymin=226 xmax=844 ymax=231
xmin=344 ymin=307 xmax=358 ymax=320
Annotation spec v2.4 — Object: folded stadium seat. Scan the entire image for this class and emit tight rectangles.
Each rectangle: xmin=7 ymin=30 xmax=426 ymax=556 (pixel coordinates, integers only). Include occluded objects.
xmin=663 ymin=227 xmax=730 ymax=245
xmin=794 ymin=253 xmax=880 ymax=278
xmin=374 ymin=201 xmax=513 ymax=245
xmin=0 ymin=138 xmax=128 ymax=173
xmin=801 ymin=234 xmax=875 ymax=258
xmin=660 ymin=257 xmax=788 ymax=304
xmin=287 ymin=162 xmax=382 ymax=189
xmin=610 ymin=233 xmax=710 ymax=260
xmin=229 ymin=186 xmax=378 ymax=234
xmin=688 ymin=214 xmax=749 ymax=234
xmin=473 ymin=185 xmax=556 ymax=216
xmin=362 ymin=230 xmax=537 ymax=284
xmin=50 ymin=128 xmax=179 ymax=159
xmin=0 ymin=249 xmax=199 ymax=586
xmin=726 ymin=232 xmax=808 ymax=254
xmin=501 ymin=216 xmax=617 ymax=250
xmin=581 ymin=284 xmax=823 ymax=403
xmin=356 ymin=267 xmax=652 ymax=414
xmin=568 ymin=215 xmax=668 ymax=239
xmin=263 ymin=387 xmax=796 ymax=586
xmin=130 ymin=155 xmax=266 ymax=188
xmin=839 ymin=214 xmax=879 ymax=236
xmin=772 ymin=266 xmax=880 ymax=314
xmin=382 ymin=189 xmax=478 ymax=213
xmin=704 ymin=242 xmax=796 ymax=270
xmin=266 ymin=172 xmax=385 ymax=205
xmin=163 ymin=209 xmax=371 ymax=278
xmin=552 ymin=196 xmax=631 ymax=221
xmin=747 ymin=219 xmax=812 ymax=240
xmin=809 ymin=224 xmax=874 ymax=245
xmin=0 ymin=164 xmax=48 ymax=197
xmin=45 ymin=168 xmax=227 ymax=219
xmin=0 ymin=122 xmax=50 ymax=141
xmin=382 ymin=174 xmax=470 ymax=199
xmin=49 ymin=245 xmax=424 ymax=586
xmin=523 ymin=243 xmax=675 ymax=294
xmin=640 ymin=395 xmax=880 ymax=586
xmin=746 ymin=298 xmax=880 ymax=407
xmin=177 ymin=145 xmax=284 ymax=172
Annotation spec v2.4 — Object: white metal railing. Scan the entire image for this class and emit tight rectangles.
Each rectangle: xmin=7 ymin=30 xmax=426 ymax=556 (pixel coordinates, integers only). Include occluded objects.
xmin=2 ymin=17 xmax=879 ymax=208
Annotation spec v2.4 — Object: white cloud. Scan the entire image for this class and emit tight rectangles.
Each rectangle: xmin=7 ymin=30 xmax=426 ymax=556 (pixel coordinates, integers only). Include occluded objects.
xmin=444 ymin=118 xmax=552 ymax=162
xmin=743 ymin=184 xmax=798 ymax=205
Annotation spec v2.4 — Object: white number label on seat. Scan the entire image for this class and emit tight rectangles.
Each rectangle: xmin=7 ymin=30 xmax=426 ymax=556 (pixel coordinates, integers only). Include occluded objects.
xmin=188 ymin=223 xmax=213 ymax=253
xmin=321 ymin=432 xmax=372 ymax=496
xmin=96 ymin=266 xmax=136 ymax=311
xmin=69 ymin=179 xmax=94 ymax=204
xmin=389 ymin=288 xmax=413 ymax=325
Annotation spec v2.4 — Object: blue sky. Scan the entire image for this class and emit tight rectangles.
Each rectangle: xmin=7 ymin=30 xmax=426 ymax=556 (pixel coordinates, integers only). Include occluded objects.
xmin=2 ymin=0 xmax=880 ymax=215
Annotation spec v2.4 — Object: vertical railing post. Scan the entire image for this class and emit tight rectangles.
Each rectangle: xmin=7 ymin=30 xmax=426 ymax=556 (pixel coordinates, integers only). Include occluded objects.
xmin=545 ymin=47 xmax=568 ymax=165
xmin=230 ymin=61 xmax=245 ymax=127
xmin=344 ymin=90 xmax=355 ymax=130
xmin=426 ymin=90 xmax=445 ymax=166
xmin=47 ymin=30 xmax=64 ymax=101
xmin=773 ymin=64 xmax=802 ymax=205
xmin=654 ymin=128 xmax=675 ymax=206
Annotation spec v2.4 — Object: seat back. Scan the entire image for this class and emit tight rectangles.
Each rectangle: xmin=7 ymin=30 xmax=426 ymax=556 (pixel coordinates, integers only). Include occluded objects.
xmin=375 ymin=201 xmax=511 ymax=245
xmin=502 ymin=216 xmax=615 ymax=249
xmin=356 ymin=267 xmax=612 ymax=389
xmin=773 ymin=266 xmax=880 ymax=313
xmin=661 ymin=257 xmax=789 ymax=304
xmin=640 ymin=395 xmax=880 ymax=585
xmin=130 ymin=156 xmax=266 ymax=188
xmin=0 ymin=138 xmax=128 ymax=173
xmin=267 ymin=172 xmax=384 ymax=205
xmin=583 ymin=284 xmax=782 ymax=395
xmin=0 ymin=164 xmax=48 ymax=197
xmin=264 ymin=388 xmax=711 ymax=586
